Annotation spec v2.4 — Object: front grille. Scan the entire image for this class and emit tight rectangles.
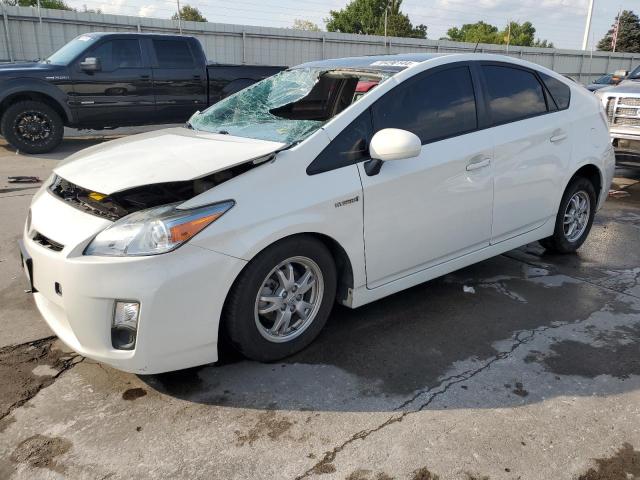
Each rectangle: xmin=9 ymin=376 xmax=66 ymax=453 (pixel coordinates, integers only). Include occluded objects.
xmin=603 ymin=96 xmax=640 ymax=128
xmin=49 ymin=175 xmax=124 ymax=221
xmin=616 ymin=107 xmax=639 ymax=116
xmin=606 ymin=98 xmax=616 ymax=120
xmin=32 ymin=232 xmax=64 ymax=252
xmin=614 ymin=116 xmax=640 ymax=127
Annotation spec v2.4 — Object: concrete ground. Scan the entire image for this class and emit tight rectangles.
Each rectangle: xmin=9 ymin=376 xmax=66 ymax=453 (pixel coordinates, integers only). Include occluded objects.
xmin=1 ymin=129 xmax=640 ymax=480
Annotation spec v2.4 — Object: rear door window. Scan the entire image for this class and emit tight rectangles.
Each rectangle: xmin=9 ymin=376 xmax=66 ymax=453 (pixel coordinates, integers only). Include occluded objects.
xmin=481 ymin=65 xmax=548 ymax=124
xmin=371 ymin=65 xmax=478 ymax=144
xmin=152 ymin=39 xmax=195 ymax=68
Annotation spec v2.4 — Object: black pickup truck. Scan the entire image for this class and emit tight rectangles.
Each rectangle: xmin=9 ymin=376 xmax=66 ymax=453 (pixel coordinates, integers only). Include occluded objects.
xmin=0 ymin=32 xmax=286 ymax=153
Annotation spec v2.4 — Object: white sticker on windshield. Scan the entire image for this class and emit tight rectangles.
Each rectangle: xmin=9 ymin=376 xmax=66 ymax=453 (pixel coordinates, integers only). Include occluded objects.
xmin=370 ymin=60 xmax=419 ymax=67
xmin=77 ymin=35 xmax=93 ymax=42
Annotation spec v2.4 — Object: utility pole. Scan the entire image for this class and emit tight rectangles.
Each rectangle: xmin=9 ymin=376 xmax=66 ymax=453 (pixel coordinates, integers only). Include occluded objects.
xmin=176 ymin=0 xmax=182 ymax=34
xmin=582 ymin=0 xmax=594 ymax=50
xmin=506 ymin=20 xmax=511 ymax=53
xmin=383 ymin=0 xmax=388 ymax=39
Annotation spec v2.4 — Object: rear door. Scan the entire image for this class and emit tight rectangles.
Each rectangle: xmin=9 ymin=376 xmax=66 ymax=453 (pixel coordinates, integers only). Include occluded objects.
xmin=480 ymin=63 xmax=572 ymax=243
xmin=358 ymin=64 xmax=495 ymax=288
xmin=149 ymin=38 xmax=207 ymax=122
xmin=72 ymin=37 xmax=154 ymax=126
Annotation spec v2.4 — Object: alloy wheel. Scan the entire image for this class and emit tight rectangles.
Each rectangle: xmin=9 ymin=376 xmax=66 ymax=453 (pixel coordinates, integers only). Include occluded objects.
xmin=14 ymin=111 xmax=53 ymax=144
xmin=563 ymin=190 xmax=590 ymax=242
xmin=254 ymin=256 xmax=324 ymax=343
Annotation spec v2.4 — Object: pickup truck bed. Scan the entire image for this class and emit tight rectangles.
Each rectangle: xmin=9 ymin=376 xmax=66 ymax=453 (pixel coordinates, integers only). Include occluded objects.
xmin=0 ymin=32 xmax=286 ymax=153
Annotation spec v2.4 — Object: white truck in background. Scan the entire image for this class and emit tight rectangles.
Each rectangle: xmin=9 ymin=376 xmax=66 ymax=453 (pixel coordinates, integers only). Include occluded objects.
xmin=596 ymin=65 xmax=640 ymax=166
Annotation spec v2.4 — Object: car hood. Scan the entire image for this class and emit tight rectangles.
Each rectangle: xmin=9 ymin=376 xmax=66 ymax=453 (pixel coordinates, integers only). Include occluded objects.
xmin=597 ymin=80 xmax=640 ymax=95
xmin=54 ymin=128 xmax=286 ymax=194
xmin=0 ymin=61 xmax=64 ymax=76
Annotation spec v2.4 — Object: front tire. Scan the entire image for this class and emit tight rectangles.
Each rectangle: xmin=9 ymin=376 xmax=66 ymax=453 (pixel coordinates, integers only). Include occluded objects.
xmin=222 ymin=236 xmax=337 ymax=362
xmin=540 ymin=176 xmax=597 ymax=253
xmin=1 ymin=100 xmax=64 ymax=154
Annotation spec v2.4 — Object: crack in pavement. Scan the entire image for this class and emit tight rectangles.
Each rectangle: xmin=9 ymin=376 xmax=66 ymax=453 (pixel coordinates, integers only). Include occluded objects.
xmin=294 ymin=323 xmax=565 ymax=479
xmin=0 ymin=336 xmax=84 ymax=423
xmin=295 ymin=253 xmax=640 ymax=479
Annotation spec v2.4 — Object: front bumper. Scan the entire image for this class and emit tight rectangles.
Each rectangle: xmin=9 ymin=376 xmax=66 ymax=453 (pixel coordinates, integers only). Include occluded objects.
xmin=22 ymin=189 xmax=246 ymax=374
xmin=610 ymin=128 xmax=640 ymax=164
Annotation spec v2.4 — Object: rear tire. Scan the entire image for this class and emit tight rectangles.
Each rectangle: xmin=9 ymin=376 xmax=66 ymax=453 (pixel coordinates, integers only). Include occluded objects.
xmin=222 ymin=236 xmax=337 ymax=362
xmin=1 ymin=100 xmax=64 ymax=154
xmin=540 ymin=176 xmax=597 ymax=253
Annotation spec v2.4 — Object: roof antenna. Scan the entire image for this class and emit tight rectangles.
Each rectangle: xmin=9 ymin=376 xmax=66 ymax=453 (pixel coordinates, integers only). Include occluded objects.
xmin=473 ymin=40 xmax=480 ymax=53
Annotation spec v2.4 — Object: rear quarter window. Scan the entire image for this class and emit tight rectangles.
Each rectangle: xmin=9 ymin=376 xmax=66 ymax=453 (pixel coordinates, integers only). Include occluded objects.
xmin=539 ymin=72 xmax=571 ymax=110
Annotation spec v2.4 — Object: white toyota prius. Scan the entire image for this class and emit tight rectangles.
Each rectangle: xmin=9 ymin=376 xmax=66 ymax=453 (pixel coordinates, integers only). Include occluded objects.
xmin=20 ymin=53 xmax=615 ymax=374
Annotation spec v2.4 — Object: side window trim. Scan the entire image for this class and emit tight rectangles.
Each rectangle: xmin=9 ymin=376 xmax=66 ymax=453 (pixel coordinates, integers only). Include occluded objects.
xmin=469 ymin=61 xmax=492 ymax=130
xmin=371 ymin=62 xmax=480 ymax=147
xmin=308 ymin=61 xmax=482 ymax=176
xmin=478 ymin=61 xmax=552 ymax=127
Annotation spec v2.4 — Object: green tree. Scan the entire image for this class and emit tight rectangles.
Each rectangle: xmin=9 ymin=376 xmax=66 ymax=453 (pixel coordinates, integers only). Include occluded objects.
xmin=326 ymin=0 xmax=427 ymax=39
xmin=171 ymin=5 xmax=207 ymax=22
xmin=5 ymin=0 xmax=72 ymax=9
xmin=597 ymin=10 xmax=640 ymax=53
xmin=292 ymin=19 xmax=321 ymax=31
xmin=446 ymin=20 xmax=552 ymax=48
xmin=447 ymin=21 xmax=499 ymax=44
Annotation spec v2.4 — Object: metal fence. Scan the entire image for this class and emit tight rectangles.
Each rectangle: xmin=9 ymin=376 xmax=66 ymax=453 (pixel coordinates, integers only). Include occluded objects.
xmin=1 ymin=4 xmax=639 ymax=83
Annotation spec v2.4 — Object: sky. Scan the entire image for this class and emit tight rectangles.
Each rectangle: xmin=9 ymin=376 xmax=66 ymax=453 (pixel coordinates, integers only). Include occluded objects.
xmin=64 ymin=0 xmax=636 ymax=51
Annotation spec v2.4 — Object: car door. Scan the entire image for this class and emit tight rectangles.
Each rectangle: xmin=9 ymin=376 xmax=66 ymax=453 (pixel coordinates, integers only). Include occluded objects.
xmin=149 ymin=38 xmax=207 ymax=122
xmin=479 ymin=63 xmax=572 ymax=244
xmin=72 ymin=38 xmax=154 ymax=126
xmin=358 ymin=64 xmax=495 ymax=288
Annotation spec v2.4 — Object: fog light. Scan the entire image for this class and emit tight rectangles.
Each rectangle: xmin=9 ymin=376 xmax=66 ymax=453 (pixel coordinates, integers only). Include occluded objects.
xmin=112 ymin=301 xmax=139 ymax=350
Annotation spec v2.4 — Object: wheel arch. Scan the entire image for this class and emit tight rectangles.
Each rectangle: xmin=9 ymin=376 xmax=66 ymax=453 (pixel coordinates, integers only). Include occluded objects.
xmin=224 ymin=231 xmax=355 ymax=308
xmin=568 ymin=163 xmax=603 ymax=200
xmin=0 ymin=85 xmax=73 ymax=125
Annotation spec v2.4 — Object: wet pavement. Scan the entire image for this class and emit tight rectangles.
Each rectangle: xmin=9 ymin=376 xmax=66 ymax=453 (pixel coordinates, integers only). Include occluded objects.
xmin=1 ymin=132 xmax=640 ymax=479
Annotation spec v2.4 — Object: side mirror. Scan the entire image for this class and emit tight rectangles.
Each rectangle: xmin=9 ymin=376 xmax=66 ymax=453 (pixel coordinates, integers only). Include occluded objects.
xmin=80 ymin=57 xmax=101 ymax=73
xmin=365 ymin=128 xmax=421 ymax=176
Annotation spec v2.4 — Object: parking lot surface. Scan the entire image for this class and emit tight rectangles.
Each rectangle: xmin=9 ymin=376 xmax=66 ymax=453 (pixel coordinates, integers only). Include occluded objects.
xmin=1 ymin=129 xmax=640 ymax=480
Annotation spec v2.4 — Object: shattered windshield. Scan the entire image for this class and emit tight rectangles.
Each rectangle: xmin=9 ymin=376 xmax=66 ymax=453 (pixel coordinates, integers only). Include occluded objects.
xmin=190 ymin=67 xmax=389 ymax=144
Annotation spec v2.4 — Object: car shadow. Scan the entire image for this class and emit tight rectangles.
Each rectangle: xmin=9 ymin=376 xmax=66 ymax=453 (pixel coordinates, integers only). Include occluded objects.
xmin=139 ymin=180 xmax=640 ymax=413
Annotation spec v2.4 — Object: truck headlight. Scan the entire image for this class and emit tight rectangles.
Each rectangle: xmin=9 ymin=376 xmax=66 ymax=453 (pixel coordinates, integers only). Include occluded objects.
xmin=84 ymin=200 xmax=234 ymax=256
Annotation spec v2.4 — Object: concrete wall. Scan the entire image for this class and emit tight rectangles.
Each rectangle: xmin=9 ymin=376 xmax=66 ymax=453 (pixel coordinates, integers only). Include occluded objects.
xmin=1 ymin=4 xmax=639 ymax=83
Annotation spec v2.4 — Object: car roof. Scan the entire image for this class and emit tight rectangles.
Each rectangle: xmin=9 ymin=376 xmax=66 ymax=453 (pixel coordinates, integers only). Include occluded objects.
xmin=75 ymin=32 xmax=192 ymax=41
xmin=294 ymin=53 xmax=452 ymax=73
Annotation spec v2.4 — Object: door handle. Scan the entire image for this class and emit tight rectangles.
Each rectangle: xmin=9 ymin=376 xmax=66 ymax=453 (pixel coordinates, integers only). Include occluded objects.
xmin=466 ymin=157 xmax=491 ymax=171
xmin=550 ymin=130 xmax=568 ymax=143
xmin=140 ymin=75 xmax=150 ymax=79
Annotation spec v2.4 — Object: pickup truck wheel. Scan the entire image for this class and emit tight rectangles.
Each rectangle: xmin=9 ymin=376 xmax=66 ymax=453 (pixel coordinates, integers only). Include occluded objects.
xmin=1 ymin=101 xmax=64 ymax=154
xmin=222 ymin=236 xmax=337 ymax=362
xmin=540 ymin=177 xmax=596 ymax=253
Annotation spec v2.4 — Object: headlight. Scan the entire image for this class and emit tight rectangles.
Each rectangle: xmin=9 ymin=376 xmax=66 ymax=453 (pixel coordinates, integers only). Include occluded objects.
xmin=84 ymin=200 xmax=234 ymax=256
